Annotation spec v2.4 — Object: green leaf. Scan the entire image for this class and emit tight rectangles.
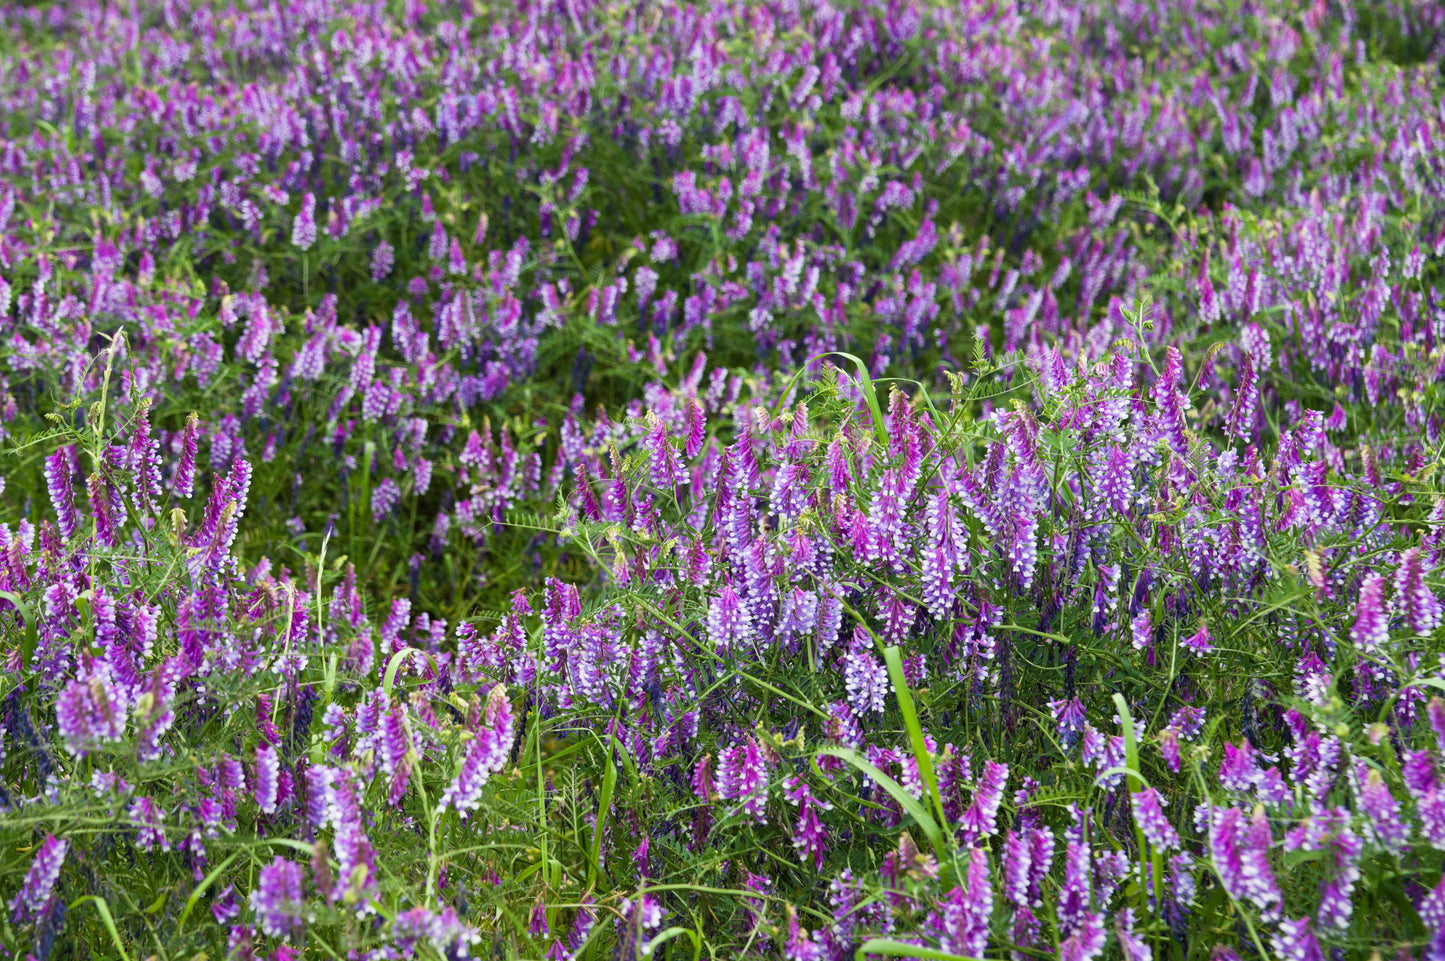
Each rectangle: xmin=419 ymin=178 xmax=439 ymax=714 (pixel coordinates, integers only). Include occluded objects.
xmin=1112 ymin=693 xmax=1142 ymax=793
xmin=1283 ymin=847 xmax=1330 ymax=869
xmin=854 ymin=939 xmax=982 ymax=961
xmin=381 ymin=647 xmax=436 ymax=700
xmin=884 ymin=646 xmax=946 ymax=832
xmin=819 ymin=351 xmax=889 ymax=448
xmin=643 ymin=926 xmax=702 ymax=961
xmin=0 ymin=590 xmax=39 ymax=671
xmin=589 ymin=736 xmax=618 ymax=889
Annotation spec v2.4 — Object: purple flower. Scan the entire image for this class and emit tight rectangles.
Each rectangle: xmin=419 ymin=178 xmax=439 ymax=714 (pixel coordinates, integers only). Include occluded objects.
xmin=1226 ymin=355 xmax=1257 ymax=442
xmin=129 ymin=796 xmax=169 ymax=852
xmin=684 ymin=400 xmax=706 ymax=460
xmin=1132 ymin=788 xmax=1180 ymax=852
xmin=390 ymin=906 xmax=481 ymax=957
xmin=1284 ymin=808 xmax=1362 ymax=930
xmin=1059 ymin=912 xmax=1107 ymax=961
xmin=940 ymin=847 xmax=991 ymax=957
xmin=255 ymin=743 xmax=280 ymax=815
xmin=1130 ymin=609 xmax=1154 ymax=652
xmin=867 ymin=467 xmax=909 ymax=572
xmin=44 ymin=446 xmax=78 ymax=539
xmin=1270 ymin=917 xmax=1324 ymax=961
xmin=292 ymin=193 xmax=317 ymax=250
xmin=1208 ymin=805 xmax=1281 ymax=921
xmin=1058 ymin=819 xmax=1092 ymax=935
xmin=783 ymin=776 xmax=831 ymax=871
xmin=249 ymin=856 xmax=306 ymax=940
xmin=1115 ymin=908 xmax=1150 ymax=961
xmin=371 ymin=239 xmax=394 ymax=281
xmin=716 ymin=737 xmax=769 ymax=824
xmin=381 ymin=702 xmax=413 ymax=805
xmin=174 ymin=412 xmax=201 ymax=499
xmin=1001 ymin=826 xmax=1053 ymax=909
xmin=959 ymin=760 xmax=1008 ymax=844
xmin=371 ymin=478 xmax=401 ymax=521
xmin=1182 ymin=622 xmax=1213 ymax=656
xmin=844 ymin=634 xmax=889 ymax=716
xmin=87 ymin=472 xmax=122 ymax=547
xmin=784 ymin=908 xmax=825 ymax=961
xmin=1396 ymin=548 xmax=1443 ymax=636
xmin=9 ymin=835 xmax=67 ymax=923
xmin=1098 ymin=444 xmax=1135 ymax=515
xmin=643 ymin=412 xmax=685 ymax=489
xmin=706 ymin=582 xmax=752 ymax=651
xmin=55 ymin=668 xmax=126 ymax=757
xmin=1355 ymin=763 xmax=1407 ymax=849
xmin=921 ymin=487 xmax=963 ymax=619
xmin=440 ymin=686 xmax=516 ymax=817
xmin=1050 ymin=696 xmax=1087 ymax=750
xmin=1351 ymin=573 xmax=1390 ymax=654
xmin=1420 ymin=874 xmax=1445 ymax=961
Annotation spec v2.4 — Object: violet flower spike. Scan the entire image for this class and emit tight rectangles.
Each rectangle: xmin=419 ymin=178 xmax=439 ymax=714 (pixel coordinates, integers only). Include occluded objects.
xmin=9 ymin=834 xmax=67 ymax=923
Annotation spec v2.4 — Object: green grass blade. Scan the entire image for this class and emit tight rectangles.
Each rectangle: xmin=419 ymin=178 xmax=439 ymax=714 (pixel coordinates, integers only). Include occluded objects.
xmin=884 ymin=645 xmax=946 ymax=833
xmin=70 ymin=895 xmax=132 ymax=961
xmin=818 ymin=745 xmax=944 ymax=857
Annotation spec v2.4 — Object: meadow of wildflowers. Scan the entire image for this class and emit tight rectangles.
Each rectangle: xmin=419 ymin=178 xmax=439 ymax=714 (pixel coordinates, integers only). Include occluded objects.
xmin=2 ymin=0 xmax=1445 ymax=958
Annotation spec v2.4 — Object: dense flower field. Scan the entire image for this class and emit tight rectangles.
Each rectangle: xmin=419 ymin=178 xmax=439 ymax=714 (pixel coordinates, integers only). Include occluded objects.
xmin=2 ymin=0 xmax=1445 ymax=957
